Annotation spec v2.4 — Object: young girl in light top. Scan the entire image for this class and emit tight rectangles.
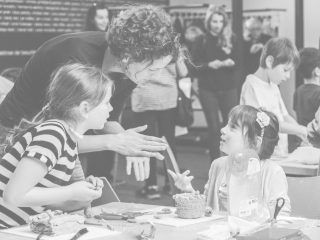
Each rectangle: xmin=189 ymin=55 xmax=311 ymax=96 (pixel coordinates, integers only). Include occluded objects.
xmin=0 ymin=63 xmax=113 ymax=228
xmin=169 ymin=105 xmax=291 ymax=217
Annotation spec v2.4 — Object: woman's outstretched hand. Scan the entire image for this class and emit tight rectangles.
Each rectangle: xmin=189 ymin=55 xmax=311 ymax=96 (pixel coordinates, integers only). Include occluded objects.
xmin=167 ymin=169 xmax=195 ymax=193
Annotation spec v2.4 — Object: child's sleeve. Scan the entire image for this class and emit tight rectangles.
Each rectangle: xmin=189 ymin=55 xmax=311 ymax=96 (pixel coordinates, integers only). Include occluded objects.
xmin=240 ymin=80 xmax=261 ymax=108
xmin=204 ymin=161 xmax=216 ymax=197
xmin=22 ymin=124 xmax=65 ymax=172
xmin=266 ymin=165 xmax=291 ymax=216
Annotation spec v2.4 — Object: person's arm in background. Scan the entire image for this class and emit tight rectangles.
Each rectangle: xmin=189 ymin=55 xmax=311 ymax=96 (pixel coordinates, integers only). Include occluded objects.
xmin=278 ymin=93 xmax=307 ymax=141
xmin=78 ymin=123 xmax=166 ymax=159
xmin=190 ymin=35 xmax=220 ymax=72
xmin=176 ymin=56 xmax=189 ymax=78
xmin=307 ymin=106 xmax=320 ymax=147
xmin=281 ymin=115 xmax=307 ymax=141
xmin=221 ymin=33 xmax=239 ymax=69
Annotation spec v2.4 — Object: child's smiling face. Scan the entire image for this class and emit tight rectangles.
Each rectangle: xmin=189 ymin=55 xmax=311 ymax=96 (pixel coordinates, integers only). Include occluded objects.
xmin=220 ymin=121 xmax=249 ymax=155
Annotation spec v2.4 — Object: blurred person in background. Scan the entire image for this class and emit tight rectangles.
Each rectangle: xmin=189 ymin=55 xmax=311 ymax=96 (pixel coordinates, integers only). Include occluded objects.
xmin=85 ymin=2 xmax=110 ymax=31
xmin=132 ymin=53 xmax=188 ymax=199
xmin=243 ymin=17 xmax=272 ymax=76
xmin=294 ymin=47 xmax=320 ymax=127
xmin=191 ymin=5 xmax=240 ymax=161
xmin=84 ymin=2 xmax=113 ymax=182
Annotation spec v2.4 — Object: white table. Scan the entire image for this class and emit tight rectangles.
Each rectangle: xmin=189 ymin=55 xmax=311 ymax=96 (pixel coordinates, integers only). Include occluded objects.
xmin=275 ymin=161 xmax=318 ymax=176
xmin=1 ymin=202 xmax=320 ymax=240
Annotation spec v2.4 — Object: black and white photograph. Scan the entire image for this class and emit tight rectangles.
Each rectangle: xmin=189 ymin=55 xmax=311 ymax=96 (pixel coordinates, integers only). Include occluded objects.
xmin=0 ymin=0 xmax=320 ymax=239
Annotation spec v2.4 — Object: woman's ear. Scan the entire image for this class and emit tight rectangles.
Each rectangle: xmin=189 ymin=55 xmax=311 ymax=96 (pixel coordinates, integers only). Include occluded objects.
xmin=78 ymin=101 xmax=90 ymax=119
xmin=265 ymin=56 xmax=274 ymax=69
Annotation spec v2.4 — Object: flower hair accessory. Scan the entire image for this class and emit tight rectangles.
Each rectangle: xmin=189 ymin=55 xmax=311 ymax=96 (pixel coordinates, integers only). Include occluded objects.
xmin=256 ymin=111 xmax=270 ymax=138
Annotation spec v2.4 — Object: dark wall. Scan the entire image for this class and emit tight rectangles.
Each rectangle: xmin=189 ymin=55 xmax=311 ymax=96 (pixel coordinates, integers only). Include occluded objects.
xmin=0 ymin=0 xmax=168 ymax=72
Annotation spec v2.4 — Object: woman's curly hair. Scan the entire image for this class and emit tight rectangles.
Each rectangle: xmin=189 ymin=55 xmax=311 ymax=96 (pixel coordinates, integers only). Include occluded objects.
xmin=107 ymin=5 xmax=180 ymax=63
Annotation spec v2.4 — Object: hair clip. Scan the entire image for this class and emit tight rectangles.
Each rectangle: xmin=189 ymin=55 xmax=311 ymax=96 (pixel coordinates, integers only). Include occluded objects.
xmin=256 ymin=112 xmax=270 ymax=138
xmin=256 ymin=112 xmax=270 ymax=129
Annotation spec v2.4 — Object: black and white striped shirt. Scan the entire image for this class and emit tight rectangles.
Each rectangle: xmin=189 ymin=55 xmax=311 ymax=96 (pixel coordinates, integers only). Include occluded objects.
xmin=0 ymin=120 xmax=78 ymax=228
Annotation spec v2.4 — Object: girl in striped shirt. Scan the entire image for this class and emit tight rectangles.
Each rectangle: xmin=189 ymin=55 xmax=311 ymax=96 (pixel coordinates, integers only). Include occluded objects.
xmin=0 ymin=63 xmax=113 ymax=228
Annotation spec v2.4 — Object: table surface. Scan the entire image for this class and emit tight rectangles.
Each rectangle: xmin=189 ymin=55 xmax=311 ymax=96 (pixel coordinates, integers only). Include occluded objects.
xmin=1 ymin=202 xmax=320 ymax=240
xmin=272 ymin=159 xmax=319 ymax=176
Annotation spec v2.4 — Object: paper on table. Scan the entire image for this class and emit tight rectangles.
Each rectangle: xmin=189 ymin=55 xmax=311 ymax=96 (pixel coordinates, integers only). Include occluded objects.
xmin=0 ymin=225 xmax=120 ymax=240
xmin=135 ymin=207 xmax=224 ymax=227
xmin=197 ymin=222 xmax=231 ymax=240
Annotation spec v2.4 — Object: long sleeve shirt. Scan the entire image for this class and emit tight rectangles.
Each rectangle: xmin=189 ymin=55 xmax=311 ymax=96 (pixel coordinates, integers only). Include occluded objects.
xmin=204 ymin=156 xmax=291 ymax=217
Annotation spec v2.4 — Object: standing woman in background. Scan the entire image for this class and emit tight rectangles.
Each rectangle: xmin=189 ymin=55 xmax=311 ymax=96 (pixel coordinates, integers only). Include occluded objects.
xmin=191 ymin=5 xmax=240 ymax=161
xmin=85 ymin=3 xmax=110 ymax=31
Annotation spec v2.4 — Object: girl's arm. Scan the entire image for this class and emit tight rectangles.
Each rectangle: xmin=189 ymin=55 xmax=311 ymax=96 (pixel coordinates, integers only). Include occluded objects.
xmin=46 ymin=201 xmax=91 ymax=212
xmin=3 ymin=157 xmax=100 ymax=207
xmin=266 ymin=165 xmax=291 ymax=216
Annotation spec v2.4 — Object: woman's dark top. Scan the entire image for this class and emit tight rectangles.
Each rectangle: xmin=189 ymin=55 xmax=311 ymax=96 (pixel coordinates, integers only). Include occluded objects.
xmin=191 ymin=33 xmax=240 ymax=92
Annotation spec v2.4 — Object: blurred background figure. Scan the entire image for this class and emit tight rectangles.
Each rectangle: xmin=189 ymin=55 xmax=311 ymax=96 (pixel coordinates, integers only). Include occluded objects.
xmin=243 ymin=17 xmax=272 ymax=76
xmin=191 ymin=5 xmax=240 ymax=161
xmin=184 ymin=23 xmax=204 ymax=49
xmin=85 ymin=2 xmax=110 ymax=31
xmin=132 ymin=56 xmax=188 ymax=199
xmin=82 ymin=2 xmax=111 ymax=181
xmin=0 ymin=68 xmax=20 ymax=104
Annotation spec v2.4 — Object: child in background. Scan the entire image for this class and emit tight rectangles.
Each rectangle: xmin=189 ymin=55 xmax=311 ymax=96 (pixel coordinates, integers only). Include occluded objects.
xmin=169 ymin=105 xmax=291 ymax=217
xmin=294 ymin=48 xmax=320 ymax=126
xmin=240 ymin=37 xmax=306 ymax=157
xmin=0 ymin=63 xmax=113 ymax=228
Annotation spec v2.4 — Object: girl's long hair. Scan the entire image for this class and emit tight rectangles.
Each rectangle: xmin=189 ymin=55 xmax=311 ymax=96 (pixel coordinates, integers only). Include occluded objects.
xmin=204 ymin=5 xmax=233 ymax=51
xmin=5 ymin=62 xmax=113 ymax=150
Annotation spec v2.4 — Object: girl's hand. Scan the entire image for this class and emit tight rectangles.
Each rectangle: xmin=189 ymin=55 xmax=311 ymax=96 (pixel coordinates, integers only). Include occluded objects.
xmin=86 ymin=175 xmax=104 ymax=190
xmin=167 ymin=170 xmax=195 ymax=192
xmin=69 ymin=181 xmax=102 ymax=202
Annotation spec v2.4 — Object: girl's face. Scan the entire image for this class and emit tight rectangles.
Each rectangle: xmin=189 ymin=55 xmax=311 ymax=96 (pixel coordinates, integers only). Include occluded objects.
xmin=220 ymin=121 xmax=248 ymax=155
xmin=209 ymin=13 xmax=224 ymax=35
xmin=94 ymin=9 xmax=109 ymax=31
xmin=86 ymin=87 xmax=113 ymax=129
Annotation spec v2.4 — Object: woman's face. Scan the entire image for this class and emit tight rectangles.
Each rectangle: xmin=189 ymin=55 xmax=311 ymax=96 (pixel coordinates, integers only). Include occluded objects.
xmin=94 ymin=9 xmax=109 ymax=31
xmin=209 ymin=13 xmax=224 ymax=35
xmin=125 ymin=55 xmax=173 ymax=84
